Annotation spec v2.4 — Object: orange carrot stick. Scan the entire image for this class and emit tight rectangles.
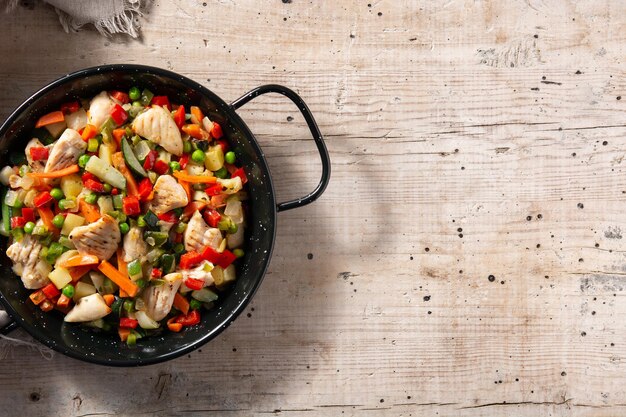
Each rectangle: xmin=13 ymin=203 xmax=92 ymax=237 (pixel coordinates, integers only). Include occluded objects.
xmin=98 ymin=260 xmax=140 ymax=298
xmin=112 ymin=129 xmax=126 ymax=148
xmin=78 ymin=199 xmax=101 ymax=222
xmin=173 ymin=293 xmax=190 ymax=315
xmin=111 ymin=153 xmax=139 ymax=196
xmin=190 ymin=106 xmax=204 ymax=124
xmin=118 ymin=327 xmax=131 ymax=342
xmin=167 ymin=317 xmax=183 ymax=333
xmin=28 ymin=164 xmax=79 ymax=179
xmin=58 ymin=254 xmax=99 ymax=268
xmin=69 ymin=265 xmax=93 ymax=283
xmin=37 ymin=207 xmax=59 ymax=236
xmin=102 ymin=294 xmax=115 ymax=306
xmin=116 ymin=248 xmax=129 ymax=298
xmin=173 ymin=171 xmax=216 ymax=184
xmin=81 ymin=124 xmax=98 ymax=141
xmin=183 ymin=201 xmax=207 ymax=218
xmin=35 ymin=111 xmax=65 ymax=128
xmin=179 ymin=179 xmax=192 ymax=202
xmin=182 ymin=124 xmax=210 ymax=140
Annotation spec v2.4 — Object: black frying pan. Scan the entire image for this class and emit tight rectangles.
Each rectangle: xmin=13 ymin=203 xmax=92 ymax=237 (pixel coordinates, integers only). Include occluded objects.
xmin=0 ymin=64 xmax=330 ymax=366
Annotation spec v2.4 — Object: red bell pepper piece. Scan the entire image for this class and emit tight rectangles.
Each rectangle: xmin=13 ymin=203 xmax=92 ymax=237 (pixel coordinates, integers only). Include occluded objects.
xmin=178 ymin=154 xmax=190 ymax=169
xmin=29 ymin=146 xmax=49 ymax=161
xmin=60 ymin=101 xmax=80 ymax=114
xmin=10 ymin=216 xmax=26 ymax=229
xmin=119 ymin=318 xmax=138 ymax=329
xmin=179 ymin=251 xmax=203 ymax=269
xmin=173 ymin=105 xmax=185 ymax=129
xmin=200 ymin=246 xmax=222 ymax=265
xmin=151 ymin=95 xmax=171 ymax=110
xmin=122 ymin=196 xmax=141 ymax=216
xmin=218 ymin=249 xmax=237 ymax=269
xmin=216 ymin=139 xmax=229 ymax=152
xmin=175 ymin=309 xmax=201 ymax=326
xmin=184 ymin=277 xmax=204 ymax=291
xmin=205 ymin=184 xmax=223 ymax=196
xmin=84 ymin=179 xmax=105 ymax=193
xmin=34 ymin=191 xmax=54 ymax=208
xmin=21 ymin=208 xmax=35 ymax=222
xmin=173 ymin=233 xmax=183 ymax=244
xmin=110 ymin=104 xmax=128 ymax=125
xmin=150 ymin=268 xmax=163 ymax=279
xmin=41 ymin=283 xmax=60 ymax=299
xmin=110 ymin=91 xmax=130 ymax=104
xmin=81 ymin=172 xmax=97 ymax=183
xmin=210 ymin=121 xmax=223 ymax=139
xmin=138 ymin=178 xmax=153 ymax=202
xmin=111 ymin=188 xmax=119 ymax=195
xmin=153 ymin=159 xmax=170 ymax=175
xmin=231 ymin=167 xmax=247 ymax=184
xmin=56 ymin=294 xmax=71 ymax=309
xmin=40 ymin=300 xmax=54 ymax=312
xmin=143 ymin=150 xmax=158 ymax=170
xmin=157 ymin=211 xmax=178 ymax=223
xmin=203 ymin=208 xmax=221 ymax=228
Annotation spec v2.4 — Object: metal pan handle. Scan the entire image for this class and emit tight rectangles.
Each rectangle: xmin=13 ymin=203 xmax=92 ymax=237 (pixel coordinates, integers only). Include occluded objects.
xmin=230 ymin=85 xmax=331 ymax=212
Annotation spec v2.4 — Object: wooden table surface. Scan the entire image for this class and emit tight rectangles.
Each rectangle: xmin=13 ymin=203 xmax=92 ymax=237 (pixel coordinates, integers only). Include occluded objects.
xmin=2 ymin=1 xmax=626 ymax=416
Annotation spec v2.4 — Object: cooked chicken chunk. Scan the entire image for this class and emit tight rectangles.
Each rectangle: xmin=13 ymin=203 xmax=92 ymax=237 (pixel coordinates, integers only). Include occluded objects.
xmin=69 ymin=215 xmax=120 ymax=261
xmin=88 ymin=91 xmax=116 ymax=129
xmin=184 ymin=210 xmax=223 ymax=252
xmin=123 ymin=226 xmax=148 ymax=263
xmin=45 ymin=129 xmax=86 ymax=173
xmin=132 ymin=106 xmax=183 ymax=156
xmin=181 ymin=261 xmax=215 ymax=288
xmin=147 ymin=175 xmax=188 ymax=215
xmin=142 ymin=272 xmax=183 ymax=321
xmin=6 ymin=233 xmax=51 ymax=289
xmin=25 ymin=138 xmax=46 ymax=173
xmin=64 ymin=293 xmax=111 ymax=323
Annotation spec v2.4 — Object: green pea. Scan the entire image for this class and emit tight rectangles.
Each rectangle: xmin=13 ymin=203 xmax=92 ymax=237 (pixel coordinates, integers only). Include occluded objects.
xmin=174 ymin=222 xmax=187 ymax=233
xmin=78 ymin=154 xmax=91 ymax=168
xmin=103 ymin=183 xmax=112 ymax=193
xmin=233 ymin=248 xmax=244 ymax=258
xmin=189 ymin=299 xmax=202 ymax=310
xmin=191 ymin=149 xmax=205 ymax=163
xmin=169 ymin=161 xmax=181 ymax=172
xmin=132 ymin=100 xmax=142 ymax=108
xmin=62 ymin=284 xmax=75 ymax=298
xmin=119 ymin=222 xmax=130 ymax=234
xmin=128 ymin=86 xmax=141 ymax=101
xmin=224 ymin=151 xmax=236 ymax=164
xmin=58 ymin=198 xmax=75 ymax=210
xmin=228 ymin=222 xmax=238 ymax=234
xmin=52 ymin=214 xmax=65 ymax=229
xmin=173 ymin=243 xmax=185 ymax=254
xmin=214 ymin=167 xmax=228 ymax=179
xmin=23 ymin=221 xmax=35 ymax=234
xmin=84 ymin=193 xmax=98 ymax=205
xmin=50 ymin=188 xmax=64 ymax=201
xmin=183 ymin=141 xmax=192 ymax=154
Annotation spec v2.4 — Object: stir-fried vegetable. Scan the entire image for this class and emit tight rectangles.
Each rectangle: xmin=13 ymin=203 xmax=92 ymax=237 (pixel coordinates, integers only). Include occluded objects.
xmin=2 ymin=87 xmax=248 ymax=345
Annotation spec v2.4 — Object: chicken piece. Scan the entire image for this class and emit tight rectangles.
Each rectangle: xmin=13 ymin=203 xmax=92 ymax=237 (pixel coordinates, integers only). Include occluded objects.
xmin=25 ymin=138 xmax=46 ymax=173
xmin=181 ymin=261 xmax=215 ymax=291
xmin=69 ymin=215 xmax=121 ymax=261
xmin=147 ymin=175 xmax=188 ymax=215
xmin=88 ymin=91 xmax=116 ymax=129
xmin=123 ymin=226 xmax=148 ymax=263
xmin=142 ymin=272 xmax=183 ymax=321
xmin=184 ymin=210 xmax=223 ymax=252
xmin=132 ymin=106 xmax=183 ymax=156
xmin=6 ymin=233 xmax=51 ymax=289
xmin=64 ymin=293 xmax=111 ymax=323
xmin=45 ymin=129 xmax=86 ymax=173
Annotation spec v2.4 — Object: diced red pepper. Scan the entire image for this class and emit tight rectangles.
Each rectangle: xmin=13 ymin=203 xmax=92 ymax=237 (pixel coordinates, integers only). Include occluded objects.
xmin=34 ymin=191 xmax=54 ymax=208
xmin=122 ymin=196 xmax=141 ymax=216
xmin=179 ymin=251 xmax=203 ymax=269
xmin=153 ymin=159 xmax=170 ymax=175
xmin=81 ymin=172 xmax=98 ymax=183
xmin=119 ymin=318 xmax=138 ymax=329
xmin=56 ymin=294 xmax=71 ymax=309
xmin=184 ymin=277 xmax=204 ymax=291
xmin=138 ymin=178 xmax=153 ymax=202
xmin=173 ymin=233 xmax=183 ymax=244
xmin=29 ymin=290 xmax=46 ymax=306
xmin=178 ymin=154 xmax=190 ymax=169
xmin=200 ymin=246 xmax=222 ymax=265
xmin=110 ymin=104 xmax=128 ymax=125
xmin=10 ymin=216 xmax=26 ymax=229
xmin=111 ymin=188 xmax=119 ymax=196
xmin=84 ymin=179 xmax=105 ymax=193
xmin=110 ymin=91 xmax=130 ymax=104
xmin=210 ymin=121 xmax=223 ymax=139
xmin=40 ymin=300 xmax=54 ymax=312
xmin=60 ymin=101 xmax=80 ymax=114
xmin=150 ymin=268 xmax=163 ymax=279
xmin=173 ymin=105 xmax=185 ymax=129
xmin=143 ymin=150 xmax=158 ymax=170
xmin=157 ymin=211 xmax=178 ymax=223
xmin=21 ymin=208 xmax=35 ymax=222
xmin=29 ymin=146 xmax=49 ymax=161
xmin=216 ymin=139 xmax=229 ymax=153
xmin=175 ymin=310 xmax=201 ymax=326
xmin=151 ymin=95 xmax=171 ymax=110
xmin=218 ymin=250 xmax=237 ymax=269
xmin=41 ymin=283 xmax=60 ymax=299
xmin=203 ymin=208 xmax=221 ymax=228
xmin=205 ymin=184 xmax=223 ymax=196
xmin=231 ymin=167 xmax=248 ymax=184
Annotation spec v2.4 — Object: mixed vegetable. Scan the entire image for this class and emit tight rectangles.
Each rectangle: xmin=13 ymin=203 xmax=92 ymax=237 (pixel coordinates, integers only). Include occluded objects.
xmin=2 ymin=87 xmax=248 ymax=345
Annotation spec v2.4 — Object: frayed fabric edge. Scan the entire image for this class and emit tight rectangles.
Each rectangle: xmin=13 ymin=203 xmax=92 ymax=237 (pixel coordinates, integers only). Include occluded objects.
xmin=55 ymin=0 xmax=144 ymax=38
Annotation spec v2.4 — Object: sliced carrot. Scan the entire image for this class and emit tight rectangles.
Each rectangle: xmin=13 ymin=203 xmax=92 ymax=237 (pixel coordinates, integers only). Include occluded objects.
xmin=58 ymin=254 xmax=99 ymax=268
xmin=28 ymin=164 xmax=79 ymax=179
xmin=56 ymin=294 xmax=71 ymax=309
xmin=112 ymin=129 xmax=126 ymax=148
xmin=173 ymin=170 xmax=217 ymax=184
xmin=179 ymin=179 xmax=192 ymax=203
xmin=35 ymin=111 xmax=65 ymax=128
xmin=116 ymin=248 xmax=129 ymax=298
xmin=182 ymin=124 xmax=210 ymax=140
xmin=102 ymin=294 xmax=115 ymax=307
xmin=118 ymin=327 xmax=131 ymax=342
xmin=81 ymin=124 xmax=98 ymax=141
xmin=69 ymin=265 xmax=93 ymax=283
xmin=183 ymin=201 xmax=207 ymax=218
xmin=37 ymin=207 xmax=59 ymax=236
xmin=173 ymin=293 xmax=190 ymax=315
xmin=167 ymin=317 xmax=183 ymax=333
xmin=190 ymin=106 xmax=204 ymax=124
xmin=98 ymin=260 xmax=140 ymax=298
xmin=111 ymin=152 xmax=139 ymax=196
xmin=78 ymin=199 xmax=101 ymax=223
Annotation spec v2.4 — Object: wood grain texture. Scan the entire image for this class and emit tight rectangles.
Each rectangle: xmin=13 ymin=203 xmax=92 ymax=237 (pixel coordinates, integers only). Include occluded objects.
xmin=2 ymin=0 xmax=626 ymax=416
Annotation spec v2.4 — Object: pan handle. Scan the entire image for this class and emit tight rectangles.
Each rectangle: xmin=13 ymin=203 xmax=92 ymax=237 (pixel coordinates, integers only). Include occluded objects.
xmin=0 ymin=312 xmax=17 ymax=335
xmin=230 ymin=85 xmax=331 ymax=212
